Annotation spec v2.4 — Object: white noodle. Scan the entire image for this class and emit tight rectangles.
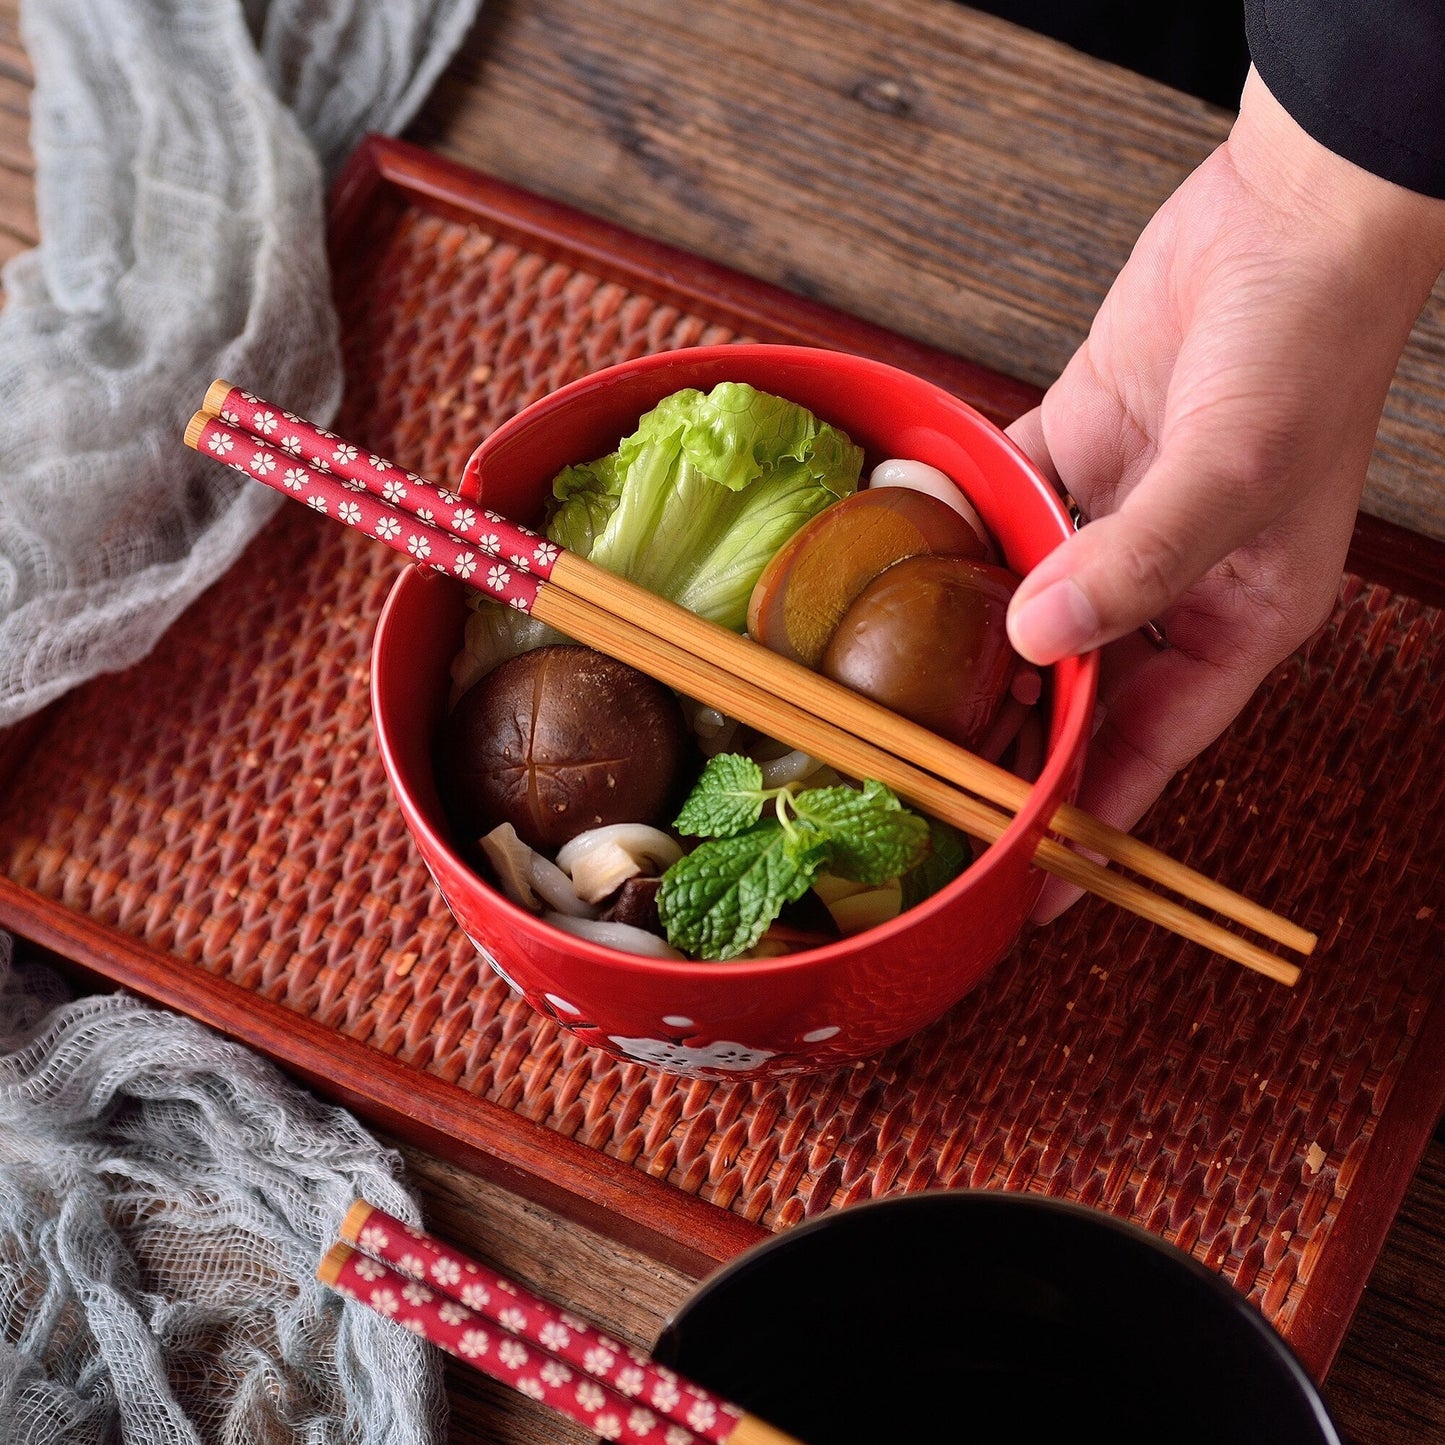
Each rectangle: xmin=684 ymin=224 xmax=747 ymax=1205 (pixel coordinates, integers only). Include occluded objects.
xmin=555 ymin=824 xmax=682 ymax=876
xmin=527 ymin=853 xmax=596 ymax=917
xmin=699 ymin=715 xmax=740 ymax=756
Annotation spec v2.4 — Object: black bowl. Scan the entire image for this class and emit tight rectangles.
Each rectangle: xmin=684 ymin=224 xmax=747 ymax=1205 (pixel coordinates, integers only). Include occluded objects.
xmin=654 ymin=1192 xmax=1343 ymax=1444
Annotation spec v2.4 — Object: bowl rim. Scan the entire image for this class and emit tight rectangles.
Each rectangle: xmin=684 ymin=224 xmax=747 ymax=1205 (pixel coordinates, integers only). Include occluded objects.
xmin=653 ymin=1189 xmax=1344 ymax=1441
xmin=372 ymin=344 xmax=1100 ymax=980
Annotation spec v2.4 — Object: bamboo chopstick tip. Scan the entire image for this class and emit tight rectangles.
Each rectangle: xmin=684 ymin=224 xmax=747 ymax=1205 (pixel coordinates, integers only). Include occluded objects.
xmin=203 ymin=378 xmax=236 ymax=416
xmin=725 ymin=1414 xmax=809 ymax=1445
xmin=317 ymin=1240 xmax=354 ymax=1288
xmin=338 ymin=1197 xmax=375 ymax=1246
xmin=182 ymin=410 xmax=211 ymax=451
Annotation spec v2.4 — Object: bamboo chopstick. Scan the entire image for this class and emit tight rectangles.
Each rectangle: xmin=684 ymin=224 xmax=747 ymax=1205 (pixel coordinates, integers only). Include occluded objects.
xmin=185 ymin=384 xmax=1311 ymax=983
xmin=534 ymin=588 xmax=1304 ymax=983
xmin=321 ymin=1200 xmax=803 ymax=1445
xmin=547 ymin=552 xmax=1316 ymax=955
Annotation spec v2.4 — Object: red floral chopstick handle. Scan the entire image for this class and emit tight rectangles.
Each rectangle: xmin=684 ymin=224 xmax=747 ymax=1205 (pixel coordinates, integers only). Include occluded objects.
xmin=320 ymin=1242 xmax=700 ymax=1445
xmin=341 ymin=1200 xmax=746 ymax=1445
xmin=207 ymin=382 xmax=561 ymax=580
xmin=193 ymin=415 xmax=543 ymax=612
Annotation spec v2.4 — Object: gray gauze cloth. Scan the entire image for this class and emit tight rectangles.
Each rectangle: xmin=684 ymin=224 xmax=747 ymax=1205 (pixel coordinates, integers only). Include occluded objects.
xmin=0 ymin=0 xmax=481 ymax=725
xmin=0 ymin=940 xmax=442 ymax=1444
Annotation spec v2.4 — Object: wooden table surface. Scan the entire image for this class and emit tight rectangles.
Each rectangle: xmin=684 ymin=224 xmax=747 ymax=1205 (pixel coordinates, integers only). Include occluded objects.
xmin=2 ymin=2 xmax=1443 ymax=1441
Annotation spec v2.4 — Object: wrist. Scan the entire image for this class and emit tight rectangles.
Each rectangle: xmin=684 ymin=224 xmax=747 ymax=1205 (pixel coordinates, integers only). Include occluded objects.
xmin=1228 ymin=68 xmax=1445 ymax=297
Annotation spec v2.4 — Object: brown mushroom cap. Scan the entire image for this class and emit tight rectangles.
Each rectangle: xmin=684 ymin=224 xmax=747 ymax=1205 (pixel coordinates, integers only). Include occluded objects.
xmin=438 ymin=644 xmax=691 ymax=852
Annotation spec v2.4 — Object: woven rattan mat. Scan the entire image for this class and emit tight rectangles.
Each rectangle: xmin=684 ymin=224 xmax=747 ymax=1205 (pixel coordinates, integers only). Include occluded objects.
xmin=2 ymin=142 xmax=1442 ymax=1372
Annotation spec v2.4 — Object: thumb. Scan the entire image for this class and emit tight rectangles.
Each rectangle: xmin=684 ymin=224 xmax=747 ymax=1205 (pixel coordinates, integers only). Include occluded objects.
xmin=1006 ymin=448 xmax=1271 ymax=665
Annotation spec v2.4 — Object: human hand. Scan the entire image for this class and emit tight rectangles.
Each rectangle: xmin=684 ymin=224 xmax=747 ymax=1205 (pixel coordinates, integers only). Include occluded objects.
xmin=1005 ymin=67 xmax=1445 ymax=921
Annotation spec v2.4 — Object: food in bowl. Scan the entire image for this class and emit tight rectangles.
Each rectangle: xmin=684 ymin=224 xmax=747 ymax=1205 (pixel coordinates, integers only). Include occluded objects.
xmin=432 ymin=379 xmax=1045 ymax=964
xmin=370 ymin=343 xmax=1096 ymax=1077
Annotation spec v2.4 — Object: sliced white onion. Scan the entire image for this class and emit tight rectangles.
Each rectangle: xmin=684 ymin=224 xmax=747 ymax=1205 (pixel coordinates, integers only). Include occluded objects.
xmin=527 ymin=852 xmax=596 ymax=918
xmin=478 ymin=824 xmax=543 ymax=912
xmin=823 ymin=878 xmax=903 ymax=936
xmin=869 ymin=458 xmax=996 ymax=559
xmin=451 ymin=605 xmax=571 ymax=704
xmin=543 ymin=912 xmax=685 ymax=959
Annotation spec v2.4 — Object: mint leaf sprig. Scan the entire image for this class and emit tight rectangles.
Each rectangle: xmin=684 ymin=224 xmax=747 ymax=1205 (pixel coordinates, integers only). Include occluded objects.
xmin=657 ymin=755 xmax=931 ymax=961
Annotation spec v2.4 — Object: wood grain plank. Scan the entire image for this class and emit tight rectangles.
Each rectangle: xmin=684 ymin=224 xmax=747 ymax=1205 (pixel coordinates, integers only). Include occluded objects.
xmin=1313 ymin=1137 xmax=1445 ymax=1443
xmin=389 ymin=1135 xmax=697 ymax=1348
xmin=0 ymin=43 xmax=31 ymax=90
xmin=0 ymin=123 xmax=32 ymax=179
xmin=407 ymin=0 xmax=1211 ymax=384
xmin=0 ymin=2 xmax=32 ymax=274
xmin=406 ymin=0 xmax=1445 ymax=542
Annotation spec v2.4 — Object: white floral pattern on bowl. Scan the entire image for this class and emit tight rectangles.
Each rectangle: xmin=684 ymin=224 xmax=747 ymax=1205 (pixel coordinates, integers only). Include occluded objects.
xmin=607 ymin=1036 xmax=777 ymax=1073
xmin=451 ymin=925 xmax=851 ymax=1078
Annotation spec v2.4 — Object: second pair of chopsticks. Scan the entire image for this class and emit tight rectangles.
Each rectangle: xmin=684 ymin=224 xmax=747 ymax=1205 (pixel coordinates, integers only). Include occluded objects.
xmin=185 ymin=381 xmax=1312 ymax=983
xmin=320 ymin=1199 xmax=798 ymax=1445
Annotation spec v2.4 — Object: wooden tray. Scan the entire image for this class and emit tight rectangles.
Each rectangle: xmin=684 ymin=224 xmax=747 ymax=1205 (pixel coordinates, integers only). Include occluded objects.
xmin=2 ymin=135 xmax=1443 ymax=1380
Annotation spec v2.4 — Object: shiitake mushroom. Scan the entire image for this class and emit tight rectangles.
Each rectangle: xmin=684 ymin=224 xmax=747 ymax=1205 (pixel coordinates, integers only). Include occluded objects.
xmin=820 ymin=554 xmax=1021 ymax=751
xmin=598 ymin=876 xmax=663 ymax=933
xmin=438 ymin=644 xmax=691 ymax=852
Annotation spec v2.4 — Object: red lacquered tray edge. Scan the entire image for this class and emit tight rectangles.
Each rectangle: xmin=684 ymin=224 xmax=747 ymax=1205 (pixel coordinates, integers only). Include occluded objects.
xmin=1 ymin=134 xmax=1441 ymax=1378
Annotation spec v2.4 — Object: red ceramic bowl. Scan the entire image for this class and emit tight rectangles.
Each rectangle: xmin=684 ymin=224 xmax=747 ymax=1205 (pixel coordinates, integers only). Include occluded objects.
xmin=371 ymin=345 xmax=1097 ymax=1079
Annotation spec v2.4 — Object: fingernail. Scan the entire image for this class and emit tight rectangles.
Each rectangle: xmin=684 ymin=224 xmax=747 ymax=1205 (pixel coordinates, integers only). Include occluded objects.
xmin=1009 ymin=578 xmax=1100 ymax=663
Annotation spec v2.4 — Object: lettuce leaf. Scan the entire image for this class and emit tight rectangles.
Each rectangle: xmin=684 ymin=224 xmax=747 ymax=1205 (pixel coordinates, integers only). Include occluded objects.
xmin=546 ymin=382 xmax=862 ymax=630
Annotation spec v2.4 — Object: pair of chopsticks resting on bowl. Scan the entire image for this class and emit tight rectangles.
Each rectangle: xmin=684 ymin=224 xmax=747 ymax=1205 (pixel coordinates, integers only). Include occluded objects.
xmin=184 ymin=381 xmax=1315 ymax=985
xmin=320 ymin=1200 xmax=799 ymax=1445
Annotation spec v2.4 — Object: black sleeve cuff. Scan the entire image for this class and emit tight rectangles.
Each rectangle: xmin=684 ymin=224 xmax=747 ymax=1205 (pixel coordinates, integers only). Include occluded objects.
xmin=1245 ymin=0 xmax=1445 ymax=199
